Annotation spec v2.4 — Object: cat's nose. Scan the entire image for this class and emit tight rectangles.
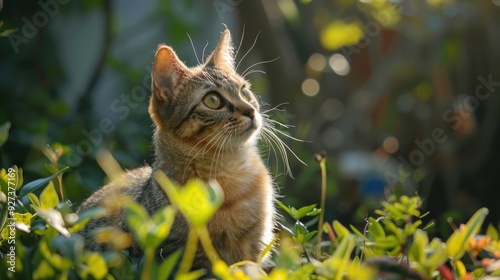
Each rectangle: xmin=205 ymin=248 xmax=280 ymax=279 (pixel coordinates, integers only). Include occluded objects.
xmin=242 ymin=108 xmax=255 ymax=120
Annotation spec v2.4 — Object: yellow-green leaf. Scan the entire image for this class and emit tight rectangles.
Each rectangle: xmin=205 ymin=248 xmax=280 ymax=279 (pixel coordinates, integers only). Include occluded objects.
xmin=40 ymin=181 xmax=59 ymax=209
xmin=408 ymin=229 xmax=427 ymax=263
xmin=456 ymin=260 xmax=466 ymax=277
xmin=486 ymin=224 xmax=499 ymax=241
xmin=368 ymin=217 xmax=385 ymax=239
xmin=155 ymin=171 xmax=222 ymax=227
xmin=87 ymin=252 xmax=108 ymax=279
xmin=333 ymin=220 xmax=350 ymax=240
xmin=446 ymin=208 xmax=488 ymax=260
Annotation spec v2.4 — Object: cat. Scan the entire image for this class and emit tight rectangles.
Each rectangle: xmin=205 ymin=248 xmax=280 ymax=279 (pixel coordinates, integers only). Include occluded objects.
xmin=78 ymin=28 xmax=279 ymax=275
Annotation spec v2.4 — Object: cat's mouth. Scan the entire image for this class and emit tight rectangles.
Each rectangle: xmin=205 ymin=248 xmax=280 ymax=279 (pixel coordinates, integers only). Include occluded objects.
xmin=238 ymin=117 xmax=260 ymax=138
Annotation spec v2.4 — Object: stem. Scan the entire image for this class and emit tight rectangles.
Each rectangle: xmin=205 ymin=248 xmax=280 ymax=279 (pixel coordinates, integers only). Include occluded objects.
xmin=197 ymin=226 xmax=220 ymax=264
xmin=57 ymin=174 xmax=64 ymax=201
xmin=177 ymin=227 xmax=199 ymax=276
xmin=141 ymin=247 xmax=155 ymax=280
xmin=316 ymin=157 xmax=327 ymax=259
xmin=303 ymin=247 xmax=312 ymax=263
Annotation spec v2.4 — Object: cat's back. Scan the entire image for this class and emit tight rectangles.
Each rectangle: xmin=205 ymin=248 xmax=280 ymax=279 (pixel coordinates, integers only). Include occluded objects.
xmin=78 ymin=166 xmax=152 ymax=212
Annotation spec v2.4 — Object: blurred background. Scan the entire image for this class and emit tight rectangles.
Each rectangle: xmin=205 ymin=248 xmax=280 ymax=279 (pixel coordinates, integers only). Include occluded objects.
xmin=1 ymin=0 xmax=499 ymax=236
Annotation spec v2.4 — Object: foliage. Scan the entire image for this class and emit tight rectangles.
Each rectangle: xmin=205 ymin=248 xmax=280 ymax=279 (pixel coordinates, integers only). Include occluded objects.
xmin=1 ymin=126 xmax=500 ymax=279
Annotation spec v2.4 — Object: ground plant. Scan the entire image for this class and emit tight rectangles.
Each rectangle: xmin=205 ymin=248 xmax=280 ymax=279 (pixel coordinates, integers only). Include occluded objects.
xmin=1 ymin=123 xmax=500 ymax=279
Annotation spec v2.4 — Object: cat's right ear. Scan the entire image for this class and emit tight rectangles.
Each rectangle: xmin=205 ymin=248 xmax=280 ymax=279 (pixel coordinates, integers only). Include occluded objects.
xmin=152 ymin=45 xmax=189 ymax=102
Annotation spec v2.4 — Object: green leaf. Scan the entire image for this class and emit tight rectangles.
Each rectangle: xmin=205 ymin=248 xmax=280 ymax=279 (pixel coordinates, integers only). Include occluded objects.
xmin=125 ymin=202 xmax=149 ymax=246
xmin=44 ymin=163 xmax=59 ymax=175
xmin=289 ymin=263 xmax=315 ymax=280
xmin=408 ymin=229 xmax=427 ymax=263
xmin=0 ymin=121 xmax=10 ymax=147
xmin=404 ymin=220 xmax=422 ymax=237
xmin=77 ymin=207 xmax=108 ymax=222
xmin=350 ymin=225 xmax=369 ymax=242
xmin=371 ymin=235 xmax=399 ymax=250
xmin=13 ymin=212 xmax=32 ymax=232
xmin=368 ymin=217 xmax=385 ymax=239
xmin=176 ymin=270 xmax=207 ymax=280
xmin=52 ymin=234 xmax=84 ymax=261
xmin=290 ymin=207 xmax=298 ymax=219
xmin=333 ymin=220 xmax=350 ymax=240
xmin=258 ymin=238 xmax=276 ymax=264
xmin=158 ymin=249 xmax=181 ymax=279
xmin=19 ymin=166 xmax=70 ymax=196
xmin=150 ymin=206 xmax=176 ymax=247
xmin=306 ymin=208 xmax=322 ymax=217
xmin=40 ymin=181 xmax=60 ymax=209
xmin=293 ymin=221 xmax=308 ymax=244
xmin=295 ymin=204 xmax=317 ymax=220
xmin=332 ymin=234 xmax=357 ymax=259
xmin=486 ymin=224 xmax=499 ymax=241
xmin=87 ymin=252 xmax=108 ymax=279
xmin=303 ymin=230 xmax=318 ymax=243
xmin=33 ymin=260 xmax=56 ymax=279
xmin=424 ymin=238 xmax=447 ymax=274
xmin=446 ymin=208 xmax=489 ymax=260
xmin=381 ymin=219 xmax=404 ymax=243
xmin=276 ymin=201 xmax=293 ymax=217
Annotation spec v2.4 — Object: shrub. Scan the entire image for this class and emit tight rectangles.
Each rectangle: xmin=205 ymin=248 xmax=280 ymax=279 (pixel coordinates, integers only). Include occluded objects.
xmin=1 ymin=123 xmax=500 ymax=279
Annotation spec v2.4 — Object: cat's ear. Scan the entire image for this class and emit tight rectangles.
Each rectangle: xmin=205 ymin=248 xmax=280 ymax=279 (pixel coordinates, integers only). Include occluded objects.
xmin=152 ymin=45 xmax=189 ymax=101
xmin=206 ymin=28 xmax=235 ymax=72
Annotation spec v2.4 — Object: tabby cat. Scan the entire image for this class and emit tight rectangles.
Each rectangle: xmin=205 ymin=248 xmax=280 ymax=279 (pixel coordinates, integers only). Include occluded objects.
xmin=78 ymin=28 xmax=277 ymax=275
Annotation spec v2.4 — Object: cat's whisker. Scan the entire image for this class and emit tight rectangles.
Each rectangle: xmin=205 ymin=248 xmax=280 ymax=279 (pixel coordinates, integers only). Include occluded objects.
xmin=261 ymin=127 xmax=292 ymax=177
xmin=236 ymin=31 xmax=261 ymax=72
xmin=260 ymin=131 xmax=280 ymax=175
xmin=263 ymin=118 xmax=292 ymax=129
xmin=182 ymin=129 xmax=227 ymax=179
xmin=186 ymin=132 xmax=219 ymax=158
xmin=211 ymin=131 xmax=231 ymax=179
xmin=270 ymin=126 xmax=308 ymax=143
xmin=260 ymin=102 xmax=289 ymax=115
xmin=241 ymin=57 xmax=279 ymax=78
xmin=235 ymin=24 xmax=245 ymax=59
xmin=242 ymin=69 xmax=267 ymax=79
xmin=202 ymin=41 xmax=209 ymax=64
xmin=187 ymin=33 xmax=201 ymax=65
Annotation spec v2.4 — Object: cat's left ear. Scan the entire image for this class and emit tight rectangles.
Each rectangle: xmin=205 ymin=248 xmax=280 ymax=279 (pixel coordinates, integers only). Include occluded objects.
xmin=206 ymin=28 xmax=235 ymax=72
xmin=152 ymin=44 xmax=189 ymax=102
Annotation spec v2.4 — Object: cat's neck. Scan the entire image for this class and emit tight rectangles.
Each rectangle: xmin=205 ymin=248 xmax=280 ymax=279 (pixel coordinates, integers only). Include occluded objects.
xmin=152 ymin=129 xmax=262 ymax=185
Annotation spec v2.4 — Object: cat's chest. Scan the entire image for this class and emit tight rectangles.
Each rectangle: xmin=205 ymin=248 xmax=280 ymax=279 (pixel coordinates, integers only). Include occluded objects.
xmin=209 ymin=168 xmax=274 ymax=238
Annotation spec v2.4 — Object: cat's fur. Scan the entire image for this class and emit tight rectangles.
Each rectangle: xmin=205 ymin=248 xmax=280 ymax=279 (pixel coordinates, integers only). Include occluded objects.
xmin=78 ymin=29 xmax=276 ymax=273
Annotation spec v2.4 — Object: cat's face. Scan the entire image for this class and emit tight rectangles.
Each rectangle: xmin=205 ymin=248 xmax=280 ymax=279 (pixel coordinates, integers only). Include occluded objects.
xmin=149 ymin=29 xmax=262 ymax=152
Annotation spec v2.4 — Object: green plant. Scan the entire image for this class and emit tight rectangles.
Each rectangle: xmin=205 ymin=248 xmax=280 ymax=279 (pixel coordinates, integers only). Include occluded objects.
xmin=2 ymin=121 xmax=500 ymax=279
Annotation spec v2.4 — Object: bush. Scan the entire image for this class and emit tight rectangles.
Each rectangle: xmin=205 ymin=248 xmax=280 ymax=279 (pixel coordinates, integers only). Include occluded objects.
xmin=1 ymin=123 xmax=500 ymax=279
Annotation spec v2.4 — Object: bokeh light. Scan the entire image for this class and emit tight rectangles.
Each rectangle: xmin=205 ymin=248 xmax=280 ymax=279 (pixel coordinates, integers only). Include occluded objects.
xmin=329 ymin=54 xmax=350 ymax=76
xmin=383 ymin=136 xmax=399 ymax=154
xmin=320 ymin=98 xmax=344 ymax=121
xmin=307 ymin=53 xmax=326 ymax=72
xmin=301 ymin=78 xmax=320 ymax=97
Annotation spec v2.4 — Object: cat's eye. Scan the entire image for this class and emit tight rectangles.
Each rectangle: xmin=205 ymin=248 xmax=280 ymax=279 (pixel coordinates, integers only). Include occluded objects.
xmin=241 ymin=88 xmax=253 ymax=102
xmin=203 ymin=91 xmax=224 ymax=110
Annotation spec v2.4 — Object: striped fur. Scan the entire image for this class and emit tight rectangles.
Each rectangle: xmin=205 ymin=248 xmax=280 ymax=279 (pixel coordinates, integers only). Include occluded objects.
xmin=78 ymin=29 xmax=276 ymax=275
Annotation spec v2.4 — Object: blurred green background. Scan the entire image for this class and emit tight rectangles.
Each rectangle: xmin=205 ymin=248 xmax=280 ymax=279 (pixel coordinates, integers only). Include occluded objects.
xmin=1 ymin=0 xmax=499 ymax=236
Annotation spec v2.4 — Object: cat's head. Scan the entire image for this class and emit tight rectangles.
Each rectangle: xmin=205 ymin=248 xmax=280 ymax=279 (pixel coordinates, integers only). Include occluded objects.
xmin=149 ymin=29 xmax=262 ymax=152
